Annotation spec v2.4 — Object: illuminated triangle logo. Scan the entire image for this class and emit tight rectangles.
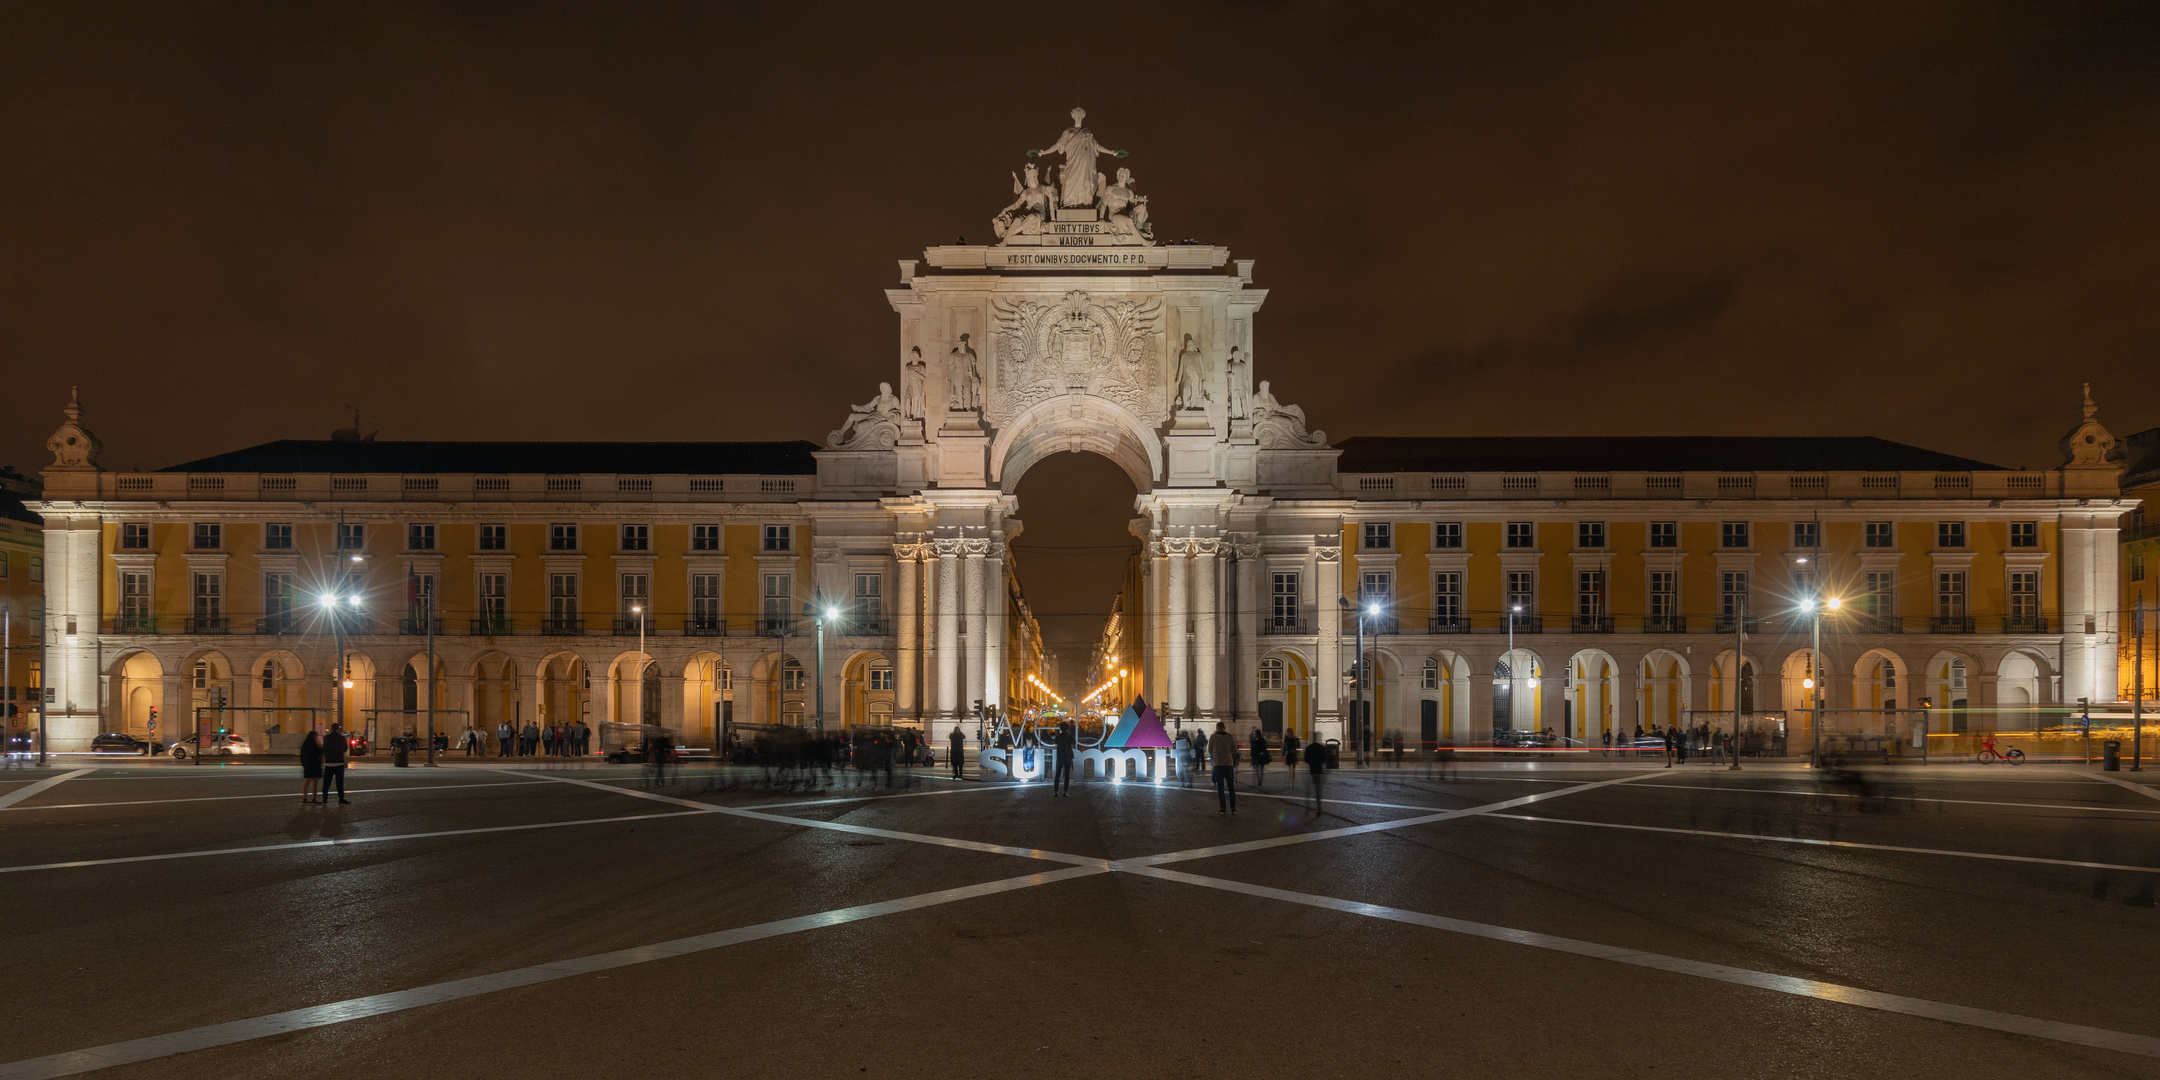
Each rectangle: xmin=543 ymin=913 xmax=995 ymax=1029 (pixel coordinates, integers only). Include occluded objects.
xmin=1105 ymin=695 xmax=1173 ymax=749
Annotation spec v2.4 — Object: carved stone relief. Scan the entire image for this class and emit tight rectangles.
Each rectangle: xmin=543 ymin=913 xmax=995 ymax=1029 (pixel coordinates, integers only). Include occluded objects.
xmin=988 ymin=290 xmax=1165 ymax=425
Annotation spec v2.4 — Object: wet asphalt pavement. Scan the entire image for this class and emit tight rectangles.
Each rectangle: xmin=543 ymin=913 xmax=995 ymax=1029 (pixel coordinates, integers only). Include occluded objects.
xmin=0 ymin=755 xmax=2156 ymax=1079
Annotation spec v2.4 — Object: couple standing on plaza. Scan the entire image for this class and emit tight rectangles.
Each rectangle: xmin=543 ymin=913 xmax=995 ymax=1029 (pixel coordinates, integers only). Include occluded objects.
xmin=297 ymin=726 xmax=352 ymax=805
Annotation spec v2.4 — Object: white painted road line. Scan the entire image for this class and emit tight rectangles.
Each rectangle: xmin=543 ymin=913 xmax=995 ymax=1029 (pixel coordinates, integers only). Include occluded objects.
xmin=0 ymin=863 xmax=1110 ymax=1080
xmin=1123 ymin=773 xmax=1651 ymax=868
xmin=2 ymin=779 xmax=560 ymax=812
xmin=0 ymin=809 xmax=709 ymax=875
xmin=2093 ymin=773 xmax=2160 ymax=802
xmin=1624 ymin=781 xmax=2160 ymax=817
xmin=0 ymin=770 xmax=91 ymax=810
xmin=1484 ymin=813 xmax=2160 ymax=875
xmin=1127 ymin=864 xmax=2160 ymax=1059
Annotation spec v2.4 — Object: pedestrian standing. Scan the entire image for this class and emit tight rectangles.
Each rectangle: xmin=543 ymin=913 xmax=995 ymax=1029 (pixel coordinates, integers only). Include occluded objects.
xmin=1284 ymin=732 xmax=1301 ymax=773
xmin=1249 ymin=728 xmax=1269 ymax=787
xmin=321 ymin=724 xmax=351 ymax=804
xmin=1663 ymin=725 xmax=1676 ymax=768
xmin=1173 ymin=730 xmax=1192 ymax=787
xmin=1208 ymin=722 xmax=1239 ymax=815
xmin=1052 ymin=721 xmax=1075 ymax=795
xmin=299 ymin=730 xmax=323 ymax=804
xmin=1601 ymin=729 xmax=1612 ymax=757
xmin=496 ymin=721 xmax=512 ymax=758
xmin=1305 ymin=732 xmax=1327 ymax=814
xmin=949 ymin=725 xmax=966 ymax=779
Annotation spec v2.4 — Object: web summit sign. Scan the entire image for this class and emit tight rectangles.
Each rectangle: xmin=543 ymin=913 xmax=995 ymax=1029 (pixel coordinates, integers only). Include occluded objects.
xmin=979 ymin=697 xmax=1178 ymax=780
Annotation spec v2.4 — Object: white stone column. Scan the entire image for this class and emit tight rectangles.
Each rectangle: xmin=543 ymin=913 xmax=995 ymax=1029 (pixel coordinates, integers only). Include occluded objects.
xmin=984 ymin=543 xmax=1006 ymax=717
xmin=963 ymin=539 xmax=987 ymax=720
xmin=1166 ymin=539 xmax=1191 ymax=717
xmin=935 ymin=539 xmax=960 ymax=719
xmin=894 ymin=543 xmax=921 ymax=722
xmin=1194 ymin=540 xmax=1219 ymax=717
xmin=41 ymin=516 xmax=103 ymax=750
xmin=1234 ymin=539 xmax=1260 ymax=725
xmin=1147 ymin=540 xmax=1169 ymax=715
xmin=1313 ymin=539 xmax=1344 ymax=741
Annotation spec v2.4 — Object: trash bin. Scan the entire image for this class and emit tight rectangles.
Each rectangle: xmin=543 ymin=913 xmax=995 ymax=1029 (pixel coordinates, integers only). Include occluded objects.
xmin=2103 ymin=740 xmax=2121 ymax=772
xmin=1324 ymin=738 xmax=1341 ymax=769
xmin=393 ymin=736 xmax=411 ymax=769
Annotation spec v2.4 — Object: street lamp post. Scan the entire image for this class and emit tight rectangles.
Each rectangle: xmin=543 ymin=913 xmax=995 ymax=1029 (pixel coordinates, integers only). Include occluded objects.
xmin=630 ymin=603 xmax=646 ymax=738
xmin=1800 ymin=595 xmax=1840 ymax=763
xmin=424 ymin=591 xmax=436 ymax=767
xmin=812 ymin=600 xmax=839 ymax=734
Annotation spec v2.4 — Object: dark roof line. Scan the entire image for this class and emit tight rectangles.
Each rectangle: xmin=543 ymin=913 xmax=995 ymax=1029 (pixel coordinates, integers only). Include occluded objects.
xmin=1333 ymin=436 xmax=2008 ymax=474
xmin=158 ymin=440 xmax=822 ymax=476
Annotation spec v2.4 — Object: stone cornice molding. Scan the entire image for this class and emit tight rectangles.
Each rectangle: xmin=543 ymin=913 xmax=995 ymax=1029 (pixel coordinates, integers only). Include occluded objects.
xmin=931 ymin=538 xmax=964 ymax=557
xmin=1162 ymin=537 xmax=1195 ymax=556
xmin=1192 ymin=538 xmax=1222 ymax=556
xmin=961 ymin=538 xmax=991 ymax=557
xmin=1312 ymin=542 xmax=1342 ymax=563
xmin=892 ymin=542 xmax=928 ymax=560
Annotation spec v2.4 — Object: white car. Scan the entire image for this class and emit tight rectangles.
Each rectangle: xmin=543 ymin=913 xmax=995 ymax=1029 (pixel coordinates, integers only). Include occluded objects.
xmin=170 ymin=734 xmax=250 ymax=759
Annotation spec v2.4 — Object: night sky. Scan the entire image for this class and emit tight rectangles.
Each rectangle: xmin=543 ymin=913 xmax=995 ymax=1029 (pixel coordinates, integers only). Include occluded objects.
xmin=4 ymin=2 xmax=2156 ymax=661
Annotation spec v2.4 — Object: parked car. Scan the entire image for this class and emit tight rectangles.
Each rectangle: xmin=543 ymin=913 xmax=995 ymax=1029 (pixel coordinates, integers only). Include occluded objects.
xmin=90 ymin=732 xmax=155 ymax=755
xmin=170 ymin=733 xmax=250 ymax=759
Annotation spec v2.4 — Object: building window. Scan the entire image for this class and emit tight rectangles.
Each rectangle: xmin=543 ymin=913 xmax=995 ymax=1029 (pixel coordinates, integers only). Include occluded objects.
xmin=548 ymin=573 xmax=579 ymax=626
xmin=1936 ymin=571 xmax=1967 ymax=619
xmin=1864 ymin=521 xmax=1894 ymax=548
xmin=1434 ymin=522 xmax=1462 ymax=549
xmin=1649 ymin=571 xmax=1677 ymax=620
xmin=1937 ymin=521 xmax=1966 ymax=549
xmin=261 ymin=523 xmax=292 ymax=550
xmin=26 ymin=557 xmax=40 ymax=583
xmin=762 ymin=524 xmax=792 ymax=552
xmin=1720 ymin=571 xmax=1750 ymax=619
xmin=1505 ymin=571 xmax=1534 ymax=614
xmin=782 ymin=657 xmax=807 ymax=692
xmin=691 ymin=524 xmax=721 ymax=552
xmin=854 ymin=573 xmax=882 ymax=627
xmin=620 ymin=574 xmax=649 ymax=618
xmin=550 ymin=524 xmax=579 ymax=551
xmin=762 ymin=574 xmax=792 ymax=631
xmin=1862 ymin=571 xmax=1895 ymax=618
xmin=869 ymin=665 xmax=895 ymax=691
xmin=2009 ymin=521 xmax=2038 ymax=548
xmin=1421 ymin=657 xmax=1440 ymax=691
xmin=1359 ymin=570 xmax=1391 ymax=608
xmin=264 ymin=573 xmax=295 ymax=618
xmin=193 ymin=522 xmax=222 ymax=550
xmin=1576 ymin=522 xmax=1605 ymax=550
xmin=478 ymin=524 xmax=507 ymax=551
xmin=407 ymin=523 xmax=436 ymax=551
xmin=1270 ymin=572 xmax=1299 ymax=628
xmin=193 ymin=572 xmax=222 ymax=621
xmin=1792 ymin=569 xmax=1819 ymax=600
xmin=620 ymin=524 xmax=650 ymax=552
xmin=193 ymin=659 xmax=209 ymax=690
xmin=121 ymin=522 xmax=150 ymax=550
xmin=1433 ymin=572 xmax=1462 ymax=625
xmin=407 ymin=573 xmax=436 ymax=621
xmin=480 ymin=573 xmax=508 ymax=622
xmin=691 ymin=574 xmax=721 ymax=628
xmin=336 ymin=523 xmax=364 ymax=551
xmin=1258 ymin=657 xmax=1285 ymax=691
xmin=1720 ymin=522 xmax=1749 ymax=549
xmin=1361 ymin=523 xmax=1391 ymax=551
xmin=2010 ymin=571 xmax=2039 ymax=617
xmin=1576 ymin=570 xmax=1606 ymax=619
xmin=121 ymin=572 xmax=152 ymax=622
xmin=1505 ymin=522 xmax=1534 ymax=549
xmin=1649 ymin=522 xmax=1677 ymax=549
xmin=1792 ymin=521 xmax=1819 ymax=549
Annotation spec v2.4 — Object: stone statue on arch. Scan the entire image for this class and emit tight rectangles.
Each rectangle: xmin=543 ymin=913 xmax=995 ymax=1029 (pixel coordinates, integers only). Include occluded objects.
xmin=948 ymin=334 xmax=982 ymax=413
xmin=1028 ymin=107 xmax=1127 ymax=210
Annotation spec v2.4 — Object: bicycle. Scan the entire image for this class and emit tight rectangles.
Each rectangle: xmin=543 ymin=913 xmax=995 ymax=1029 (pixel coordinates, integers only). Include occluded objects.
xmin=1975 ymin=743 xmax=2025 ymax=765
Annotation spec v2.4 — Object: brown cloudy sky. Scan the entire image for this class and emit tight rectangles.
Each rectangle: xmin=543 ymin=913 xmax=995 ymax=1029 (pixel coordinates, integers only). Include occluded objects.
xmin=3 ymin=2 xmax=2156 ymax=656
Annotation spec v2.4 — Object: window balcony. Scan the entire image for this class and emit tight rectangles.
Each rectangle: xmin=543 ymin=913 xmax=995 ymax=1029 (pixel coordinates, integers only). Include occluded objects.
xmin=1642 ymin=614 xmax=1687 ymax=634
xmin=1929 ymin=616 xmax=1976 ymax=634
xmin=758 ymin=616 xmax=793 ymax=635
xmin=1570 ymin=615 xmax=1614 ymax=634
xmin=1852 ymin=614 xmax=1902 ymax=634
xmin=398 ymin=617 xmax=444 ymax=636
xmin=109 ymin=615 xmax=162 ymax=635
xmin=1999 ymin=615 xmax=2049 ymax=634
xmin=837 ymin=619 xmax=892 ymax=636
xmin=540 ymin=617 xmax=585 ymax=636
xmin=612 ymin=617 xmax=651 ymax=637
xmin=470 ymin=616 xmax=516 ymax=636
xmin=1504 ymin=614 xmax=1543 ymax=633
xmin=1428 ymin=614 xmax=1471 ymax=634
xmin=683 ymin=617 xmax=727 ymax=637
xmin=1711 ymin=616 xmax=1760 ymax=634
xmin=185 ymin=616 xmax=229 ymax=634
xmin=1354 ymin=616 xmax=1399 ymax=635
xmin=1261 ymin=620 xmax=1311 ymax=637
xmin=255 ymin=614 xmax=302 ymax=635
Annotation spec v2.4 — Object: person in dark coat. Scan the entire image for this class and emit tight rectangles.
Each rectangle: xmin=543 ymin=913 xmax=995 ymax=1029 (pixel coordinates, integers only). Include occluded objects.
xmin=1051 ymin=721 xmax=1075 ymax=795
xmin=1305 ymin=736 xmax=1328 ymax=814
xmin=1284 ymin=732 xmax=1301 ymax=772
xmin=321 ymin=725 xmax=351 ymax=804
xmin=1248 ymin=728 xmax=1270 ymax=787
xmin=299 ymin=730 xmax=323 ymax=804
xmin=948 ymin=725 xmax=966 ymax=779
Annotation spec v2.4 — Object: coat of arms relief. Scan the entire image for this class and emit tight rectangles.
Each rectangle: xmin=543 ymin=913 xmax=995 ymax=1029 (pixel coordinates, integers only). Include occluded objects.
xmin=987 ymin=290 xmax=1166 ymax=426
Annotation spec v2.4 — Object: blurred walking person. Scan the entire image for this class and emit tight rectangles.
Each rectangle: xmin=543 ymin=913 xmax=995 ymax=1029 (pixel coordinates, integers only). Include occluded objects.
xmin=1305 ymin=735 xmax=1327 ymax=814
xmin=1209 ymin=722 xmax=1239 ymax=815
xmin=299 ymin=729 xmax=323 ymax=804
xmin=1249 ymin=728 xmax=1270 ymax=788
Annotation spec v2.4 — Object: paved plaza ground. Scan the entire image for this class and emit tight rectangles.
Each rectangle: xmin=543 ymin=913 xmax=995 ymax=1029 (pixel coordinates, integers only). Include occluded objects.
xmin=0 ymin=754 xmax=2156 ymax=1079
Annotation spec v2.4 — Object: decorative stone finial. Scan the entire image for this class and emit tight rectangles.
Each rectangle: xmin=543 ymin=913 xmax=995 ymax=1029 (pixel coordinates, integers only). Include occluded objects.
xmin=45 ymin=386 xmax=103 ymax=471
xmin=2060 ymin=382 xmax=2119 ymax=470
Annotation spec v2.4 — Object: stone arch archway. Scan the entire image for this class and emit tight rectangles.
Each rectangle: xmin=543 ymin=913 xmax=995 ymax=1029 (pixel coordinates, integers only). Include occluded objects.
xmin=991 ymin=396 xmax=1162 ymax=493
